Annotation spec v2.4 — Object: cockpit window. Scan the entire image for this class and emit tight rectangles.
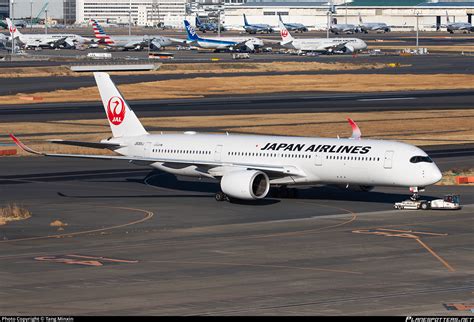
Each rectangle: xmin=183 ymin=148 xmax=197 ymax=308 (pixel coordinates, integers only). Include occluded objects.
xmin=410 ymin=156 xmax=433 ymax=163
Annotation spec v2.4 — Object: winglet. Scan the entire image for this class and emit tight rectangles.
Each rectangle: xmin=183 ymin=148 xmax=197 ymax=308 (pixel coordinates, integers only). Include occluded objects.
xmin=347 ymin=118 xmax=362 ymax=140
xmin=9 ymin=133 xmax=43 ymax=155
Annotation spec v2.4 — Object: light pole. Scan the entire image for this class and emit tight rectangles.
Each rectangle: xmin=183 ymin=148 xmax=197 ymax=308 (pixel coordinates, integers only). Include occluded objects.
xmin=326 ymin=11 xmax=330 ymax=38
xmin=416 ymin=12 xmax=419 ymax=52
xmin=30 ymin=0 xmax=33 ymax=30
xmin=63 ymin=0 xmax=66 ymax=26
xmin=11 ymin=0 xmax=15 ymax=56
xmin=128 ymin=0 xmax=132 ymax=36
xmin=217 ymin=9 xmax=221 ymax=37
xmin=345 ymin=0 xmax=348 ymax=24
xmin=45 ymin=8 xmax=48 ymax=34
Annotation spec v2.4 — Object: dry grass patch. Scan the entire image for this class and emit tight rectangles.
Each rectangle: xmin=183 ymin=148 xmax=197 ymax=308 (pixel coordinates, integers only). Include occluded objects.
xmin=437 ymin=168 xmax=474 ymax=186
xmin=1 ymin=73 xmax=473 ymax=105
xmin=0 ymin=203 xmax=32 ymax=225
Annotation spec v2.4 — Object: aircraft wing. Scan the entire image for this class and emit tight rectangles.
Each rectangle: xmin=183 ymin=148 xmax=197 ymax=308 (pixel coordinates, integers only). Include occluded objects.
xmin=150 ymin=39 xmax=162 ymax=49
xmin=122 ymin=40 xmax=145 ymax=49
xmin=168 ymin=37 xmax=189 ymax=44
xmin=319 ymin=41 xmax=349 ymax=52
xmin=51 ymin=36 xmax=68 ymax=48
xmin=10 ymin=134 xmax=305 ymax=177
xmin=48 ymin=139 xmax=124 ymax=150
xmin=64 ymin=38 xmax=75 ymax=48
xmin=260 ymin=38 xmax=280 ymax=45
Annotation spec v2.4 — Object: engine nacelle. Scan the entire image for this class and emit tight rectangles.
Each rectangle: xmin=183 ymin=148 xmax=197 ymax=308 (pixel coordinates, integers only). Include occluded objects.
xmin=220 ymin=170 xmax=270 ymax=200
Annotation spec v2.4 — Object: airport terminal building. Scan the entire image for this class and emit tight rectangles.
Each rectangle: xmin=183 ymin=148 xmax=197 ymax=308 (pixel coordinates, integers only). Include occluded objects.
xmin=223 ymin=0 xmax=474 ymax=31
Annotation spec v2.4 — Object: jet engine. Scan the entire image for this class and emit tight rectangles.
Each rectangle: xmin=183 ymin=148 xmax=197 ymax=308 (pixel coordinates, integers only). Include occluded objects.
xmin=220 ymin=170 xmax=270 ymax=200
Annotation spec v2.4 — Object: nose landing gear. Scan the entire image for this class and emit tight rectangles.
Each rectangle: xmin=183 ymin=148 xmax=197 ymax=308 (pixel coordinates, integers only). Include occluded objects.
xmin=409 ymin=186 xmax=425 ymax=201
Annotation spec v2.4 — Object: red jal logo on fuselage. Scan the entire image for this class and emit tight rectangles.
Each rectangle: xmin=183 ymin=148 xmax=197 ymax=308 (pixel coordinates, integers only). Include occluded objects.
xmin=107 ymin=96 xmax=126 ymax=125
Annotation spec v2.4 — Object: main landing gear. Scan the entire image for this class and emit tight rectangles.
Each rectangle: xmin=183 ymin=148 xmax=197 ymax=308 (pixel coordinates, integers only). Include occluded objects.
xmin=271 ymin=185 xmax=299 ymax=198
xmin=215 ymin=191 xmax=228 ymax=202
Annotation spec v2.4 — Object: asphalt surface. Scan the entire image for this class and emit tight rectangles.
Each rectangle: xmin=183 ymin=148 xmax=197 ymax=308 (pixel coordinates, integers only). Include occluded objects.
xmin=0 ymin=54 xmax=473 ymax=96
xmin=0 ymin=154 xmax=472 ymax=315
xmin=0 ymin=33 xmax=472 ymax=314
xmin=0 ymin=90 xmax=472 ymax=124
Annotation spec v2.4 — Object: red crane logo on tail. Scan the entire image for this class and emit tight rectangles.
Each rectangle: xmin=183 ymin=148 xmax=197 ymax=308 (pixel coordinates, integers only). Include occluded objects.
xmin=107 ymin=96 xmax=126 ymax=125
xmin=9 ymin=26 xmax=17 ymax=34
xmin=281 ymin=29 xmax=288 ymax=38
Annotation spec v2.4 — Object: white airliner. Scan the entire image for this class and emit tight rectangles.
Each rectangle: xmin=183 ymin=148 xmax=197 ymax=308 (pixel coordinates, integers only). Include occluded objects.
xmin=10 ymin=73 xmax=442 ymax=202
xmin=279 ymin=21 xmax=367 ymax=54
xmin=6 ymin=18 xmax=91 ymax=49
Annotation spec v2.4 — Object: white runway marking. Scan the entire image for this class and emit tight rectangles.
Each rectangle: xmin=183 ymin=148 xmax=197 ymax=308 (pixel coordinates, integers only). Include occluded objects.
xmin=358 ymin=97 xmax=416 ymax=102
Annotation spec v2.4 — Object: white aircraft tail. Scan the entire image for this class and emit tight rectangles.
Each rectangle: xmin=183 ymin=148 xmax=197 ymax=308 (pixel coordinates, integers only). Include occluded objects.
xmin=6 ymin=18 xmax=22 ymax=38
xmin=94 ymin=72 xmax=148 ymax=138
xmin=278 ymin=21 xmax=293 ymax=44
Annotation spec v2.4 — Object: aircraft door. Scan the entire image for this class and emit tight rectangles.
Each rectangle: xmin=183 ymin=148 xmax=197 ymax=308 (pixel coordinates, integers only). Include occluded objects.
xmin=383 ymin=150 xmax=394 ymax=169
xmin=214 ymin=144 xmax=223 ymax=161
xmin=314 ymin=153 xmax=322 ymax=166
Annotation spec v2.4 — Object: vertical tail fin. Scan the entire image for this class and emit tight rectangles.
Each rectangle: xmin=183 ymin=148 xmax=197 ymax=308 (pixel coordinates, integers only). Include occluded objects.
xmin=93 ymin=72 xmax=148 ymax=138
xmin=358 ymin=13 xmax=363 ymax=24
xmin=446 ymin=11 xmax=450 ymax=23
xmin=278 ymin=13 xmax=283 ymax=23
xmin=91 ymin=19 xmax=114 ymax=44
xmin=195 ymin=16 xmax=202 ymax=28
xmin=6 ymin=18 xmax=21 ymax=38
xmin=278 ymin=21 xmax=293 ymax=44
xmin=243 ymin=14 xmax=249 ymax=26
xmin=184 ymin=20 xmax=199 ymax=41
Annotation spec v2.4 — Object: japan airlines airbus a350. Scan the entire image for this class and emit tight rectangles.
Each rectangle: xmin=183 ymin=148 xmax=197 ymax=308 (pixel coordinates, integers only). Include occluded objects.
xmin=10 ymin=73 xmax=442 ymax=202
xmin=279 ymin=21 xmax=367 ymax=54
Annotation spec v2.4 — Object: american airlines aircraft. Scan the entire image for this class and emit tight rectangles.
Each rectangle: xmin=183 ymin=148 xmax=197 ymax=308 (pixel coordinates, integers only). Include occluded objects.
xmin=91 ymin=20 xmax=176 ymax=50
xmin=10 ymin=72 xmax=442 ymax=202
xmin=184 ymin=20 xmax=263 ymax=51
xmin=6 ymin=18 xmax=91 ymax=49
xmin=279 ymin=21 xmax=367 ymax=54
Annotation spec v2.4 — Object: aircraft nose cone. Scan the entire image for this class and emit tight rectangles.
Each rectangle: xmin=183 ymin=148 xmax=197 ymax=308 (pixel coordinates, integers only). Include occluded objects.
xmin=431 ymin=166 xmax=443 ymax=184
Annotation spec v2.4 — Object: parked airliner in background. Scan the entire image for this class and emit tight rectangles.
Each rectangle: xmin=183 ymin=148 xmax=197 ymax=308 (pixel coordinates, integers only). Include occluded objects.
xmin=279 ymin=21 xmax=367 ymax=54
xmin=195 ymin=16 xmax=225 ymax=33
xmin=10 ymin=72 xmax=442 ymax=202
xmin=444 ymin=11 xmax=473 ymax=33
xmin=329 ymin=20 xmax=358 ymax=34
xmin=7 ymin=18 xmax=91 ymax=49
xmin=91 ymin=20 xmax=177 ymax=50
xmin=278 ymin=13 xmax=308 ymax=32
xmin=243 ymin=14 xmax=273 ymax=34
xmin=358 ymin=14 xmax=391 ymax=33
xmin=184 ymin=20 xmax=263 ymax=51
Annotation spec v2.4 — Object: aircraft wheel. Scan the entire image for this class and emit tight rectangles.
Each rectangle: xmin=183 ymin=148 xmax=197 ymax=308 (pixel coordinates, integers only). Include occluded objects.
xmin=215 ymin=192 xmax=227 ymax=201
xmin=421 ymin=202 xmax=429 ymax=210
